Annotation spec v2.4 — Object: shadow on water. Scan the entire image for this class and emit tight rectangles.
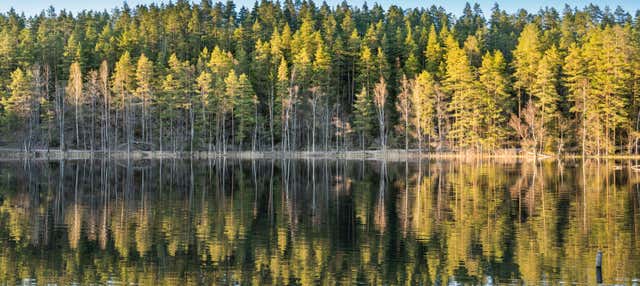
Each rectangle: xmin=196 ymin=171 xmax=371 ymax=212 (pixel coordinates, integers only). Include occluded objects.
xmin=0 ymin=158 xmax=639 ymax=285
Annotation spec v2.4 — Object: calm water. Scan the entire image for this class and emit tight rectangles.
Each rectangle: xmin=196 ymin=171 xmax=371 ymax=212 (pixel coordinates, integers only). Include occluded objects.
xmin=0 ymin=158 xmax=639 ymax=285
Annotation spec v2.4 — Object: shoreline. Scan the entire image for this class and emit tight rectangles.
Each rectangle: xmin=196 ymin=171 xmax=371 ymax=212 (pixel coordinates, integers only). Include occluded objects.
xmin=1 ymin=148 xmax=640 ymax=161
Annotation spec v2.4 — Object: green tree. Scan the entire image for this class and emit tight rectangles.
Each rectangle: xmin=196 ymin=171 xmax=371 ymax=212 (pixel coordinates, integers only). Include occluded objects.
xmin=531 ymin=46 xmax=561 ymax=152
xmin=112 ymin=52 xmax=134 ymax=153
xmin=353 ymin=87 xmax=373 ymax=152
xmin=159 ymin=54 xmax=191 ymax=152
xmin=223 ymin=69 xmax=240 ymax=152
xmin=234 ymin=73 xmax=257 ymax=149
xmin=411 ymin=71 xmax=436 ymax=153
xmin=134 ymin=54 xmax=154 ymax=144
xmin=196 ymin=70 xmax=214 ymax=151
xmin=444 ymin=40 xmax=480 ymax=150
xmin=564 ymin=43 xmax=592 ymax=155
xmin=403 ymin=21 xmax=420 ymax=77
xmin=583 ymin=26 xmax=632 ymax=155
xmin=478 ymin=51 xmax=510 ymax=150
xmin=276 ymin=58 xmax=290 ymax=152
xmin=358 ymin=46 xmax=375 ymax=95
xmin=513 ymin=23 xmax=541 ymax=113
xmin=4 ymin=67 xmax=34 ymax=149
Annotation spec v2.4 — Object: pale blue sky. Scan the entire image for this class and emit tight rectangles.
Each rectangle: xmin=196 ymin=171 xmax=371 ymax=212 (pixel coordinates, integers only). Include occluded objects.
xmin=2 ymin=0 xmax=640 ymax=16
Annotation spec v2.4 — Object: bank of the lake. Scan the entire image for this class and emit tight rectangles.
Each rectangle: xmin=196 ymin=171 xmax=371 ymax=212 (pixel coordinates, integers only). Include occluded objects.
xmin=4 ymin=147 xmax=640 ymax=161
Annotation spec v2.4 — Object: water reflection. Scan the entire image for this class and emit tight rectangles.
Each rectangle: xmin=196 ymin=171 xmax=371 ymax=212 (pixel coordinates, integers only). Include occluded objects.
xmin=0 ymin=158 xmax=639 ymax=285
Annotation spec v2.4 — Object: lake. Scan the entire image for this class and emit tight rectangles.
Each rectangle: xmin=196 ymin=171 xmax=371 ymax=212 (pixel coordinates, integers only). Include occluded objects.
xmin=0 ymin=158 xmax=638 ymax=285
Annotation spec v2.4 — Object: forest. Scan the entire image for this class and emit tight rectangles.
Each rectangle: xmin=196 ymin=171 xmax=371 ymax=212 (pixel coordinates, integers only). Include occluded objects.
xmin=1 ymin=1 xmax=640 ymax=156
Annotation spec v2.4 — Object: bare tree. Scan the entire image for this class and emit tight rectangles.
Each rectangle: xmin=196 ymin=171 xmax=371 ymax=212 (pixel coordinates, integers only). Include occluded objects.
xmin=509 ymin=102 xmax=545 ymax=155
xmin=309 ymin=86 xmax=324 ymax=152
xmin=395 ymin=75 xmax=412 ymax=152
xmin=67 ymin=62 xmax=83 ymax=149
xmin=373 ymin=76 xmax=387 ymax=152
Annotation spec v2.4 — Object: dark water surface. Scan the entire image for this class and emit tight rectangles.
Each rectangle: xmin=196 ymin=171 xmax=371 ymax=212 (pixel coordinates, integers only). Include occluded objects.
xmin=0 ymin=158 xmax=639 ymax=285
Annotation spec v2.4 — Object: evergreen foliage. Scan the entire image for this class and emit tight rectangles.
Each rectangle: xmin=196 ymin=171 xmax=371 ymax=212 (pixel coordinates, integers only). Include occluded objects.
xmin=0 ymin=2 xmax=638 ymax=155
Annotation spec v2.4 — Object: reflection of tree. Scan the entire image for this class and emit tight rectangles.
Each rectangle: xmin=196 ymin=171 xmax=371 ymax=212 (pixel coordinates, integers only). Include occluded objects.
xmin=0 ymin=159 xmax=638 ymax=284
xmin=374 ymin=161 xmax=387 ymax=232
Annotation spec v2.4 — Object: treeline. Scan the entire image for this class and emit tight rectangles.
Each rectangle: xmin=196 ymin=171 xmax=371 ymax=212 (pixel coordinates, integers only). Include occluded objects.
xmin=1 ymin=1 xmax=640 ymax=155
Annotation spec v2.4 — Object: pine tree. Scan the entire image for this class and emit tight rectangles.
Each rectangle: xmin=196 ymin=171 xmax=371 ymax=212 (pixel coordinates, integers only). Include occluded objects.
xmin=411 ymin=71 xmax=436 ymax=153
xmin=444 ymin=40 xmax=480 ymax=150
xmin=463 ymin=35 xmax=482 ymax=68
xmin=583 ymin=26 xmax=632 ymax=155
xmin=4 ymin=67 xmax=34 ymax=149
xmin=276 ymin=58 xmax=290 ymax=151
xmin=159 ymin=53 xmax=190 ymax=152
xmin=312 ymin=40 xmax=331 ymax=152
xmin=478 ymin=51 xmax=510 ymax=150
xmin=99 ymin=60 xmax=110 ymax=152
xmin=313 ymin=40 xmax=331 ymax=89
xmin=223 ymin=69 xmax=239 ymax=151
xmin=112 ymin=52 xmax=134 ymax=153
xmin=403 ymin=21 xmax=420 ymax=77
xmin=564 ymin=43 xmax=592 ymax=155
xmin=513 ymin=23 xmax=541 ymax=113
xmin=63 ymin=32 xmax=83 ymax=73
xmin=531 ymin=46 xmax=561 ymax=152
xmin=358 ymin=46 xmax=375 ymax=94
xmin=159 ymin=70 xmax=179 ymax=152
xmin=1 ymin=2 xmax=640 ymax=156
xmin=252 ymin=39 xmax=277 ymax=151
xmin=375 ymin=47 xmax=390 ymax=81
xmin=196 ymin=70 xmax=214 ymax=151
xmin=135 ymin=54 xmax=154 ymax=144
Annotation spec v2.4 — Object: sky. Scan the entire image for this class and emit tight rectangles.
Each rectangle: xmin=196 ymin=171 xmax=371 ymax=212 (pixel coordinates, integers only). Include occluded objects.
xmin=2 ymin=0 xmax=640 ymax=17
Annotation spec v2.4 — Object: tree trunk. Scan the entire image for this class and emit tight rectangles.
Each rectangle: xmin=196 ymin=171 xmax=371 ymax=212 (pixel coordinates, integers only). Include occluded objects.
xmin=253 ymin=102 xmax=258 ymax=153
xmin=59 ymin=86 xmax=65 ymax=152
xmin=269 ymin=88 xmax=275 ymax=152
xmin=404 ymin=119 xmax=408 ymax=153
xmin=190 ymin=100 xmax=195 ymax=153
xmin=312 ymin=102 xmax=316 ymax=152
xmin=75 ymin=98 xmax=80 ymax=149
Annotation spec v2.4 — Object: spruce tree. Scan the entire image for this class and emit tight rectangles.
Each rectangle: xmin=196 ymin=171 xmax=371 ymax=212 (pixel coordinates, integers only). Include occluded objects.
xmin=353 ymin=87 xmax=373 ymax=152
xmin=234 ymin=73 xmax=257 ymax=148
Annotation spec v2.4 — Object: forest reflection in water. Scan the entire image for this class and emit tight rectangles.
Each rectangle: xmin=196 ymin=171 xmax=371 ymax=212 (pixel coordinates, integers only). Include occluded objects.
xmin=0 ymin=158 xmax=639 ymax=285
